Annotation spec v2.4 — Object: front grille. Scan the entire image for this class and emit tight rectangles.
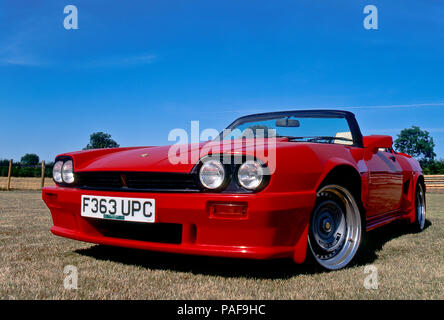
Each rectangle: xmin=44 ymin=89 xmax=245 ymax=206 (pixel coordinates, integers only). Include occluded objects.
xmin=89 ymin=218 xmax=183 ymax=244
xmin=76 ymin=172 xmax=200 ymax=192
xmin=77 ymin=172 xmax=122 ymax=189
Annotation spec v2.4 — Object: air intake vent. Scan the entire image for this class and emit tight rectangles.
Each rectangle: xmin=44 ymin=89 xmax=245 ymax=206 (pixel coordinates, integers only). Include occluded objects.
xmin=403 ymin=178 xmax=411 ymax=194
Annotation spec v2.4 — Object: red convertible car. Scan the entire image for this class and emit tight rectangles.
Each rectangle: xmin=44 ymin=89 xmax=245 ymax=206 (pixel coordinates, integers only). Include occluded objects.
xmin=42 ymin=110 xmax=426 ymax=270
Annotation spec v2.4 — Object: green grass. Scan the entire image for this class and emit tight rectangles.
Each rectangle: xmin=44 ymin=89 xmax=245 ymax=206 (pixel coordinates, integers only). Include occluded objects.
xmin=0 ymin=190 xmax=442 ymax=299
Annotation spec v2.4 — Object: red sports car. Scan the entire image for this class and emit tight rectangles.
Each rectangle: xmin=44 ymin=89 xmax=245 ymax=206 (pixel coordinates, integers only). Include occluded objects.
xmin=42 ymin=110 xmax=426 ymax=270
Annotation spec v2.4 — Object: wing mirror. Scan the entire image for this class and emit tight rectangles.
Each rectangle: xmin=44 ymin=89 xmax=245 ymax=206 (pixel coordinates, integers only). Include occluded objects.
xmin=363 ymin=135 xmax=393 ymax=153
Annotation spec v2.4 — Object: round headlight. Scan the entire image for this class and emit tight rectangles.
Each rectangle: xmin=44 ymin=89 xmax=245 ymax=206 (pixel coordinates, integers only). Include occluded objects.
xmin=53 ymin=161 xmax=63 ymax=183
xmin=199 ymin=159 xmax=226 ymax=190
xmin=61 ymin=160 xmax=75 ymax=184
xmin=237 ymin=160 xmax=264 ymax=190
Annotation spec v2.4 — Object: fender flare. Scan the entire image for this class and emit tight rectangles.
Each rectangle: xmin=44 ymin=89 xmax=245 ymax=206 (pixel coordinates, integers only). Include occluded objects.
xmin=294 ymin=158 xmax=362 ymax=263
xmin=406 ymin=172 xmax=425 ymax=223
xmin=314 ymin=157 xmax=362 ymax=192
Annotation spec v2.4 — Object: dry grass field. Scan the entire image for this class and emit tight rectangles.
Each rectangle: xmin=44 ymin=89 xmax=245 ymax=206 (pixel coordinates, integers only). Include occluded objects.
xmin=0 ymin=190 xmax=442 ymax=300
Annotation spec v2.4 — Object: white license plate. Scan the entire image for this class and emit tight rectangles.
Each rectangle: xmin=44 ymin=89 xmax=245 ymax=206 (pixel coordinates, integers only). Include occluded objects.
xmin=81 ymin=195 xmax=155 ymax=223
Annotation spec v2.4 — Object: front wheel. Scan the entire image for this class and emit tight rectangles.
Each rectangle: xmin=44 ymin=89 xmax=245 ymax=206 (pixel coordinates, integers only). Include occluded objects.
xmin=308 ymin=184 xmax=362 ymax=270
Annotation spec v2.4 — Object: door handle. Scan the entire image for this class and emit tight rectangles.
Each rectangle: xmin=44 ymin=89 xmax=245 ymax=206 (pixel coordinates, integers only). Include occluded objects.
xmin=390 ymin=156 xmax=396 ymax=162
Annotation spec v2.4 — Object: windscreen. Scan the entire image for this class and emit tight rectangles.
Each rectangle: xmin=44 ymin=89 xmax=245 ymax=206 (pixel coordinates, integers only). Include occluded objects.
xmin=223 ymin=116 xmax=354 ymax=145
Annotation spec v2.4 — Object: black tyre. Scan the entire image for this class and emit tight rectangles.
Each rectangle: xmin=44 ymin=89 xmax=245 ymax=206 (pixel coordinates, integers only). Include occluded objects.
xmin=412 ymin=182 xmax=426 ymax=231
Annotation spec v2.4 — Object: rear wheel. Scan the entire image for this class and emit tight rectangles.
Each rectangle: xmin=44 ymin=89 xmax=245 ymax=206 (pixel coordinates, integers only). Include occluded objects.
xmin=413 ymin=182 xmax=426 ymax=231
xmin=308 ymin=184 xmax=362 ymax=270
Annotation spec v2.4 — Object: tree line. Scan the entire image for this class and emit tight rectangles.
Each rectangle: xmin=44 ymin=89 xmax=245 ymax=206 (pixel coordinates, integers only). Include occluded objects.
xmin=0 ymin=132 xmax=119 ymax=177
xmin=0 ymin=158 xmax=54 ymax=177
xmin=1 ymin=129 xmax=443 ymax=177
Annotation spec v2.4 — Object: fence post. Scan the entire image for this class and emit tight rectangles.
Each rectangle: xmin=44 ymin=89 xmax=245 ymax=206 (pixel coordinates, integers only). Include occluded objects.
xmin=7 ymin=159 xmax=12 ymax=191
xmin=40 ymin=160 xmax=46 ymax=189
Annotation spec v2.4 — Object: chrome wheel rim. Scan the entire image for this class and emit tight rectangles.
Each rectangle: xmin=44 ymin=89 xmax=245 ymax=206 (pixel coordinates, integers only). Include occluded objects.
xmin=416 ymin=183 xmax=426 ymax=230
xmin=308 ymin=185 xmax=362 ymax=270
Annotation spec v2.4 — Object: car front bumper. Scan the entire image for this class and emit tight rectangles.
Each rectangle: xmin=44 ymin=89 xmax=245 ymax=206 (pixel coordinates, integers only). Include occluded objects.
xmin=42 ymin=187 xmax=316 ymax=263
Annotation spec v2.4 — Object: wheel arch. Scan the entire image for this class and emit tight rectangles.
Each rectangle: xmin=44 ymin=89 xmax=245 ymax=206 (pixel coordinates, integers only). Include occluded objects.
xmin=296 ymin=159 xmax=365 ymax=266
xmin=416 ymin=174 xmax=425 ymax=188
xmin=315 ymin=162 xmax=366 ymax=226
xmin=316 ymin=163 xmax=363 ymax=204
xmin=406 ymin=172 xmax=425 ymax=224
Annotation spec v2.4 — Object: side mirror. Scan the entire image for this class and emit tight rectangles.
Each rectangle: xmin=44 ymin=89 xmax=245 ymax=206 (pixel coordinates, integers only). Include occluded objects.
xmin=363 ymin=135 xmax=393 ymax=153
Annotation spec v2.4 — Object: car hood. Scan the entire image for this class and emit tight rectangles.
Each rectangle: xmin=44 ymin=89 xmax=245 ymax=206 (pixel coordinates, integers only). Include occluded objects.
xmin=69 ymin=145 xmax=196 ymax=173
xmin=63 ymin=138 xmax=290 ymax=173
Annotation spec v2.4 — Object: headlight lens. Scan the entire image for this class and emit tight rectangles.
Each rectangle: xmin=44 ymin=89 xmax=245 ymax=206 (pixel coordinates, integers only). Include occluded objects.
xmin=199 ymin=159 xmax=226 ymax=189
xmin=61 ymin=160 xmax=75 ymax=184
xmin=52 ymin=161 xmax=63 ymax=183
xmin=237 ymin=160 xmax=264 ymax=190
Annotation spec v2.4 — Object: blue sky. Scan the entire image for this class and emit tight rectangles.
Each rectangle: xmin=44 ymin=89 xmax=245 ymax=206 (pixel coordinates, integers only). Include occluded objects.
xmin=1 ymin=0 xmax=443 ymax=162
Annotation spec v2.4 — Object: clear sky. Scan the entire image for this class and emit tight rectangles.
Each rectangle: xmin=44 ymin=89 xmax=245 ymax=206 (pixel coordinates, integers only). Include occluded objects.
xmin=1 ymin=0 xmax=443 ymax=162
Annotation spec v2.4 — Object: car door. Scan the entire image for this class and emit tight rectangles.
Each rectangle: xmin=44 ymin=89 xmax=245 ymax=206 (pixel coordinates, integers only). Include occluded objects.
xmin=365 ymin=149 xmax=403 ymax=215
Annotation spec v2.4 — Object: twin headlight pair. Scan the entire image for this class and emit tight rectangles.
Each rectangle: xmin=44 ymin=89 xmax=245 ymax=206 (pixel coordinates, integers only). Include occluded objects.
xmin=53 ymin=159 xmax=74 ymax=184
xmin=52 ymin=157 xmax=268 ymax=191
xmin=199 ymin=158 xmax=267 ymax=191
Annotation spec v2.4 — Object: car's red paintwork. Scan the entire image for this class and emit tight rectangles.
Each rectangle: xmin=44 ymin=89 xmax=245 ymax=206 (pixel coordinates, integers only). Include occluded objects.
xmin=42 ymin=131 xmax=423 ymax=263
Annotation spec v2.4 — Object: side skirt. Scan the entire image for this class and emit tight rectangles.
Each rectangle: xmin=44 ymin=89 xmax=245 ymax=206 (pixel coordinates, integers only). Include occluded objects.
xmin=366 ymin=210 xmax=407 ymax=231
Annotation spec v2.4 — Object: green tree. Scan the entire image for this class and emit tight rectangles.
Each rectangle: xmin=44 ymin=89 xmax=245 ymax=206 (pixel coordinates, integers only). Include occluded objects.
xmin=394 ymin=126 xmax=436 ymax=165
xmin=20 ymin=153 xmax=40 ymax=166
xmin=84 ymin=132 xmax=120 ymax=150
xmin=0 ymin=159 xmax=10 ymax=176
